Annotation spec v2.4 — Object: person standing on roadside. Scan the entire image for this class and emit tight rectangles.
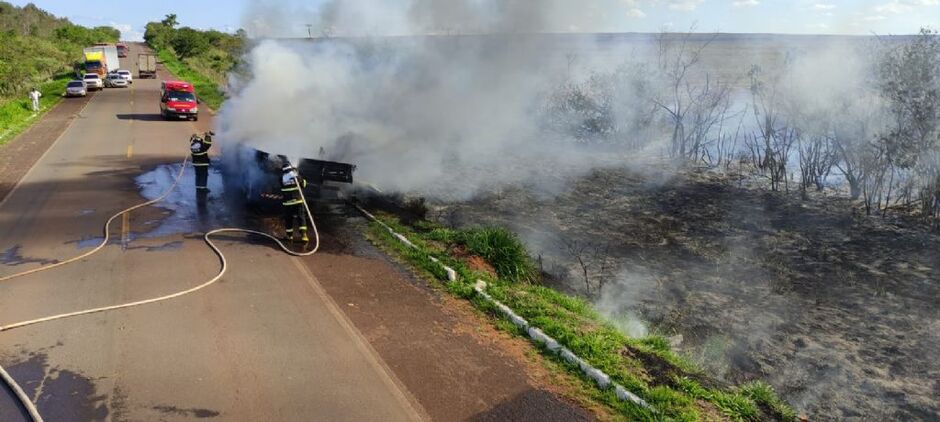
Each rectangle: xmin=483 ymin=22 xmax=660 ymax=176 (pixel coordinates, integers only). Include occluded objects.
xmin=28 ymin=88 xmax=41 ymax=112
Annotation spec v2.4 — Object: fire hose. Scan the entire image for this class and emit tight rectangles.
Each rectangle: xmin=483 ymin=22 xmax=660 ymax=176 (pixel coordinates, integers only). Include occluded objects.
xmin=0 ymin=153 xmax=319 ymax=422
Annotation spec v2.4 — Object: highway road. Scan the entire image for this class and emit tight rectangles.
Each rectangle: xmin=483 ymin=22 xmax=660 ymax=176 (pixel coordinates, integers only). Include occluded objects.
xmin=0 ymin=44 xmax=423 ymax=421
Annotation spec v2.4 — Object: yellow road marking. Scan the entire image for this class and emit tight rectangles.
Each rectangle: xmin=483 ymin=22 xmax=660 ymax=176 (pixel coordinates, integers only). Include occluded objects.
xmin=121 ymin=213 xmax=130 ymax=247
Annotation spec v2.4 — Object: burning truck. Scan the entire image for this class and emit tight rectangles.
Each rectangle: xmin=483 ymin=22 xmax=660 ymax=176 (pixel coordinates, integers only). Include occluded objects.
xmin=222 ymin=143 xmax=357 ymax=214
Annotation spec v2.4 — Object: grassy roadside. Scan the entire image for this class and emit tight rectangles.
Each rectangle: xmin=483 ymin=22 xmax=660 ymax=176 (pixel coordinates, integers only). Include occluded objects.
xmin=155 ymin=48 xmax=225 ymax=111
xmin=364 ymin=211 xmax=797 ymax=421
xmin=0 ymin=74 xmax=74 ymax=147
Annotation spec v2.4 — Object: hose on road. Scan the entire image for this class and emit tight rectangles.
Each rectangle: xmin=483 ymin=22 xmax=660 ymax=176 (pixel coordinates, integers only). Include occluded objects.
xmin=0 ymin=154 xmax=320 ymax=422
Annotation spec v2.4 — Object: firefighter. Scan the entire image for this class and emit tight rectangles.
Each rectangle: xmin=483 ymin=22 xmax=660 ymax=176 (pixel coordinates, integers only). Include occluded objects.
xmin=190 ymin=131 xmax=213 ymax=192
xmin=281 ymin=161 xmax=309 ymax=243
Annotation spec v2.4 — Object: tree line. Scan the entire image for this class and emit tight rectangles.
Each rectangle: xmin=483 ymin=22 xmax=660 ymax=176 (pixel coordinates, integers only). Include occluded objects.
xmin=143 ymin=14 xmax=246 ymax=86
xmin=0 ymin=2 xmax=119 ymax=97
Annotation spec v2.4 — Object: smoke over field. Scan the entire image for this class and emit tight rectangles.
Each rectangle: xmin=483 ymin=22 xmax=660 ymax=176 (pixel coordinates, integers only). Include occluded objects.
xmin=222 ymin=1 xmax=637 ymax=199
xmin=217 ymin=1 xmax=940 ymax=420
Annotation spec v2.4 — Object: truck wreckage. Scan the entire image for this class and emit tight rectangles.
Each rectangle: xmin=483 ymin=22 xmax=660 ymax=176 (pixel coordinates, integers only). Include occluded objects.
xmin=222 ymin=144 xmax=357 ymax=214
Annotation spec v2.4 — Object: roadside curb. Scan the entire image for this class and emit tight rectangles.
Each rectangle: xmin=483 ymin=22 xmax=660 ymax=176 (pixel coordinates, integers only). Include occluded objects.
xmin=353 ymin=203 xmax=653 ymax=412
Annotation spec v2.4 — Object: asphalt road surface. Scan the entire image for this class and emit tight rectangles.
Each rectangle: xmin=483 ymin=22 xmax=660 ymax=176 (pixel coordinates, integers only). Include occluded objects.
xmin=0 ymin=44 xmax=423 ymax=421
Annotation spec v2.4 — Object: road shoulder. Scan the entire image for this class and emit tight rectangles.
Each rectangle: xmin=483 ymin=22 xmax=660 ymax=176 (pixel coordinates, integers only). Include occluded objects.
xmin=305 ymin=220 xmax=599 ymax=421
xmin=0 ymin=94 xmax=93 ymax=204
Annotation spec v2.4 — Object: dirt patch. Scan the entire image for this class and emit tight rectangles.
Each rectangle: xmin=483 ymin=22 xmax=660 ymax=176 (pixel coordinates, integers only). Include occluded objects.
xmin=465 ymin=255 xmax=498 ymax=277
xmin=450 ymin=245 xmax=499 ymax=278
xmin=430 ymin=165 xmax=940 ymax=421
xmin=619 ymin=345 xmax=713 ymax=391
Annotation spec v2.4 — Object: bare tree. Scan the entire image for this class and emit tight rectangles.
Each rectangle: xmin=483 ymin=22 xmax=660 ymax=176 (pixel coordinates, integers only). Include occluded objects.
xmin=830 ymin=94 xmax=884 ymax=201
xmin=560 ymin=239 xmax=612 ymax=296
xmin=746 ymin=65 xmax=796 ymax=192
xmin=653 ymin=28 xmax=734 ymax=161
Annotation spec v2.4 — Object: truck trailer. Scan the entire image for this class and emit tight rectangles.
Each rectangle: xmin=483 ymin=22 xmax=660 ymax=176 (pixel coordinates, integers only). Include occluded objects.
xmin=138 ymin=54 xmax=157 ymax=79
xmin=83 ymin=45 xmax=120 ymax=76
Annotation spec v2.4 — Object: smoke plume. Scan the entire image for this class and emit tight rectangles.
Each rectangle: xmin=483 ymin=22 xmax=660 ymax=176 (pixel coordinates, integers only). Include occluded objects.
xmin=219 ymin=0 xmax=653 ymax=199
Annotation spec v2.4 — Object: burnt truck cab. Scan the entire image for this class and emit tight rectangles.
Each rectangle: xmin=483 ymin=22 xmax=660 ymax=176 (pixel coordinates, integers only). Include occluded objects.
xmin=223 ymin=145 xmax=356 ymax=214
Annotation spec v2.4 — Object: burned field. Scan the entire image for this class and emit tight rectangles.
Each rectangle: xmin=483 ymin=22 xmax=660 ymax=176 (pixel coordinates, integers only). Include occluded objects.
xmin=429 ymin=165 xmax=940 ymax=420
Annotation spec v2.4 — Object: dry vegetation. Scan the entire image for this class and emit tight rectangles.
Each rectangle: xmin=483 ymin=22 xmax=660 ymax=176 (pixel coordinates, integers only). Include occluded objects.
xmin=408 ymin=29 xmax=940 ymax=420
xmin=429 ymin=163 xmax=940 ymax=420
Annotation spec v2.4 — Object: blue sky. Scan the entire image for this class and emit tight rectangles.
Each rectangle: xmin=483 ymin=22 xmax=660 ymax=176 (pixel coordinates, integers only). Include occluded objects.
xmin=14 ymin=0 xmax=939 ymax=40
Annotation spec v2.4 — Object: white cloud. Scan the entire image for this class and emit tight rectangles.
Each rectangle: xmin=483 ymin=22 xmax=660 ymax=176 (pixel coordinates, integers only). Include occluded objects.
xmin=732 ymin=0 xmax=760 ymax=7
xmin=110 ymin=22 xmax=144 ymax=42
xmin=875 ymin=0 xmax=940 ymax=14
xmin=627 ymin=8 xmax=647 ymax=18
xmin=668 ymin=0 xmax=705 ymax=12
xmin=813 ymin=3 xmax=836 ymax=10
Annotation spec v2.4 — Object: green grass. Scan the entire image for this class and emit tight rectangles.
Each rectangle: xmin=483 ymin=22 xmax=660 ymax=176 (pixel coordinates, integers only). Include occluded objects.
xmin=155 ymin=48 xmax=224 ymax=110
xmin=365 ymin=212 xmax=798 ymax=421
xmin=739 ymin=381 xmax=798 ymax=422
xmin=455 ymin=227 xmax=537 ymax=283
xmin=0 ymin=74 xmax=73 ymax=146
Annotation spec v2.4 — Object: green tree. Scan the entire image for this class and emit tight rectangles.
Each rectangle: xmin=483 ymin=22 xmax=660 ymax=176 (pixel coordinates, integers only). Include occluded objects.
xmin=171 ymin=27 xmax=210 ymax=59
xmin=144 ymin=21 xmax=173 ymax=49
xmin=161 ymin=13 xmax=178 ymax=28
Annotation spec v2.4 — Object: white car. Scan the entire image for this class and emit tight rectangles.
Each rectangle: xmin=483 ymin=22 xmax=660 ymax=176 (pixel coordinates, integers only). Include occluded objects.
xmin=116 ymin=69 xmax=133 ymax=83
xmin=105 ymin=73 xmax=129 ymax=88
xmin=83 ymin=73 xmax=103 ymax=91
xmin=64 ymin=80 xmax=87 ymax=97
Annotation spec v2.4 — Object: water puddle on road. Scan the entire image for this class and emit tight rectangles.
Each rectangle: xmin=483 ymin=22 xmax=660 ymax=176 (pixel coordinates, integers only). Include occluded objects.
xmin=1 ymin=245 xmax=59 ymax=266
xmin=65 ymin=235 xmax=106 ymax=249
xmin=134 ymin=162 xmax=241 ymax=237
xmin=0 ymin=346 xmax=108 ymax=421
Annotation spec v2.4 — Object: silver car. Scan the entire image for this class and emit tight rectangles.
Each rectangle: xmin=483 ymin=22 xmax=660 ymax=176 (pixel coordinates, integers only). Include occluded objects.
xmin=116 ymin=69 xmax=133 ymax=83
xmin=105 ymin=73 xmax=129 ymax=88
xmin=65 ymin=80 xmax=87 ymax=97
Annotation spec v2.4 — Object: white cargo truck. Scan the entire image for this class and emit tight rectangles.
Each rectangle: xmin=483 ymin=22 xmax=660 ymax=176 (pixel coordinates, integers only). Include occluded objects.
xmin=83 ymin=45 xmax=120 ymax=76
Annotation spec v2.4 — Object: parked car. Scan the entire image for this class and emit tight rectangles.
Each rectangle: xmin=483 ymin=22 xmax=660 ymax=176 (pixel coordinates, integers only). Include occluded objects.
xmin=64 ymin=80 xmax=87 ymax=97
xmin=116 ymin=69 xmax=133 ymax=83
xmin=105 ymin=73 xmax=129 ymax=88
xmin=83 ymin=73 xmax=103 ymax=90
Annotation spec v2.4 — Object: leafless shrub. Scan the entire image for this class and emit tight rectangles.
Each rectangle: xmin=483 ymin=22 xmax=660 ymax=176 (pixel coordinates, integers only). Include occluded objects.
xmin=744 ymin=64 xmax=796 ymax=192
xmin=559 ymin=238 xmax=612 ymax=296
xmin=796 ymin=133 xmax=837 ymax=196
xmin=654 ymin=29 xmax=735 ymax=161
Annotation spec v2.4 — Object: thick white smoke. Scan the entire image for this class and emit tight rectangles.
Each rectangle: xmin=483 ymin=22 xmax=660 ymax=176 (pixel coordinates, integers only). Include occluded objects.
xmin=218 ymin=0 xmax=656 ymax=199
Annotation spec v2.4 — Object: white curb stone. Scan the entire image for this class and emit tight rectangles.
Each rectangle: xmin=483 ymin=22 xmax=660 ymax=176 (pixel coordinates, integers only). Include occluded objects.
xmin=354 ymin=204 xmax=653 ymax=412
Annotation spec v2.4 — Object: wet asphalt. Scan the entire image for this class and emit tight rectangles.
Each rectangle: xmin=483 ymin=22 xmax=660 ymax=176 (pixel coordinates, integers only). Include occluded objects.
xmin=0 ymin=44 xmax=422 ymax=421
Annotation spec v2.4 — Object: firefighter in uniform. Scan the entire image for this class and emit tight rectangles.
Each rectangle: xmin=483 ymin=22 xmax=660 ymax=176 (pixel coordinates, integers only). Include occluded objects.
xmin=190 ymin=131 xmax=213 ymax=192
xmin=281 ymin=162 xmax=309 ymax=243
